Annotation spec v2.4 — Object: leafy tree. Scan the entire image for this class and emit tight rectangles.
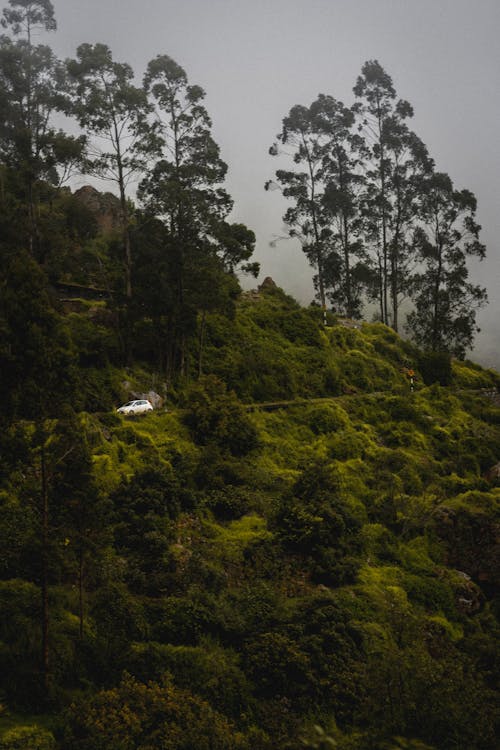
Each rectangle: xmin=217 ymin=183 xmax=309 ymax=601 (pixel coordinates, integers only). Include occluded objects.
xmin=1 ymin=0 xmax=56 ymax=37
xmin=0 ymin=0 xmax=83 ymax=258
xmin=139 ymin=54 xmax=256 ymax=377
xmin=353 ymin=60 xmax=431 ymax=329
xmin=60 ymin=672 xmax=249 ymax=750
xmin=0 ymin=251 xmax=76 ymax=420
xmin=0 ymin=724 xmax=56 ymax=749
xmin=48 ymin=410 xmax=110 ymax=638
xmin=130 ymin=214 xmax=251 ymax=376
xmin=87 ymin=583 xmax=148 ymax=684
xmin=313 ymin=94 xmax=368 ymax=318
xmin=406 ymin=172 xmax=487 ymax=357
xmin=275 ymin=460 xmax=363 ymax=585
xmin=183 ymin=375 xmax=259 ymax=456
xmin=10 ymin=410 xmax=105 ymax=699
xmin=266 ymin=102 xmax=331 ymax=319
xmin=417 ymin=350 xmax=452 ymax=386
xmin=243 ymin=631 xmax=313 ymax=702
xmin=110 ymin=467 xmax=183 ymax=595
xmin=66 ymin=43 xmax=157 ymax=301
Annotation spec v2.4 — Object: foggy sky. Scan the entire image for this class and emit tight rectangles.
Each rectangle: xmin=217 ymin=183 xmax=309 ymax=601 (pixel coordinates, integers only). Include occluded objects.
xmin=47 ymin=0 xmax=500 ymax=367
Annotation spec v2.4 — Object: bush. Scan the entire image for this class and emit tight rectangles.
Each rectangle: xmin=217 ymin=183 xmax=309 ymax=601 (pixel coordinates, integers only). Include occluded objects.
xmin=418 ymin=351 xmax=452 ymax=386
xmin=183 ymin=376 xmax=259 ymax=456
xmin=60 ymin=672 xmax=249 ymax=749
xmin=306 ymin=402 xmax=349 ymax=434
xmin=0 ymin=726 xmax=56 ymax=750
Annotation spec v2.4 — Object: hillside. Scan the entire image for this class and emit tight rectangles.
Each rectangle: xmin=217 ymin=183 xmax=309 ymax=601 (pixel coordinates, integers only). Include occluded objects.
xmin=1 ymin=286 xmax=499 ymax=750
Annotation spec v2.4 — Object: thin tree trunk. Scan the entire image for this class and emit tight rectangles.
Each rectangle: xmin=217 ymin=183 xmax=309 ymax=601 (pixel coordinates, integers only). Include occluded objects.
xmin=342 ymin=213 xmax=352 ymax=317
xmin=391 ymin=176 xmax=404 ymax=332
xmin=378 ymin=249 xmax=384 ymax=322
xmin=391 ymin=235 xmax=399 ymax=332
xmin=302 ymin=132 xmax=327 ymax=325
xmin=114 ymin=126 xmax=133 ymax=365
xmin=338 ymin=154 xmax=353 ymax=318
xmin=377 ymin=98 xmax=389 ymax=325
xmin=432 ymin=243 xmax=443 ymax=351
xmin=198 ymin=310 xmax=206 ymax=377
xmin=78 ymin=550 xmax=84 ymax=640
xmin=316 ymin=248 xmax=327 ymax=325
xmin=40 ymin=441 xmax=50 ymax=693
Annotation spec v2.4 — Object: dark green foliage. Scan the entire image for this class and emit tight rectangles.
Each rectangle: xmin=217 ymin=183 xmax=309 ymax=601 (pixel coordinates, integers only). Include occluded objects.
xmin=306 ymin=402 xmax=349 ymax=434
xmin=243 ymin=631 xmax=313 ymax=701
xmin=418 ymin=351 xmax=453 ymax=386
xmin=60 ymin=672 xmax=250 ymax=750
xmin=0 ymin=580 xmax=41 ymax=704
xmin=199 ymin=292 xmax=345 ymax=401
xmin=275 ymin=460 xmax=363 ymax=585
xmin=268 ymin=61 xmax=486 ymax=357
xmin=290 ymin=593 xmax=365 ymax=721
xmin=0 ymin=13 xmax=498 ymax=748
xmin=128 ymin=642 xmax=253 ymax=719
xmin=183 ymin=375 xmax=259 ymax=455
xmin=432 ymin=491 xmax=500 ymax=584
xmin=110 ymin=467 xmax=186 ymax=594
xmin=203 ymin=486 xmax=251 ymax=520
xmin=0 ymin=252 xmax=77 ymax=420
xmin=1 ymin=305 xmax=499 ymax=749
xmin=0 ymin=725 xmax=56 ymax=750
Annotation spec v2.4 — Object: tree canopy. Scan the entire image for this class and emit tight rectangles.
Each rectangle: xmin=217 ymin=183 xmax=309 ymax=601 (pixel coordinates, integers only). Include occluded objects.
xmin=267 ymin=59 xmax=486 ymax=355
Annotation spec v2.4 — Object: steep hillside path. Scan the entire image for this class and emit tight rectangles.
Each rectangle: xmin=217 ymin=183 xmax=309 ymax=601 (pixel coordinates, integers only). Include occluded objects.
xmin=243 ymin=387 xmax=500 ymax=413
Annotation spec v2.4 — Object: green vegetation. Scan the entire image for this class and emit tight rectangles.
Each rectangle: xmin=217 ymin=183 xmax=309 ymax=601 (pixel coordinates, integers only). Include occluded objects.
xmin=1 ymin=280 xmax=499 ymax=749
xmin=0 ymin=2 xmax=499 ymax=748
xmin=269 ymin=62 xmax=487 ymax=355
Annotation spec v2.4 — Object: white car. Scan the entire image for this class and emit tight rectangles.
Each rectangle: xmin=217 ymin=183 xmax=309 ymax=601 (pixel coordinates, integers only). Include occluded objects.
xmin=117 ymin=399 xmax=154 ymax=415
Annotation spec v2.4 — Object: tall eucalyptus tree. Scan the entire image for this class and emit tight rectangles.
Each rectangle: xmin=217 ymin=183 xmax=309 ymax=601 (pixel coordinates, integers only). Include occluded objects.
xmin=266 ymin=103 xmax=331 ymax=320
xmin=313 ymin=95 xmax=367 ymax=318
xmin=268 ymin=95 xmax=371 ymax=320
xmin=407 ymin=172 xmax=487 ymax=357
xmin=139 ymin=55 xmax=256 ymax=377
xmin=0 ymin=0 xmax=83 ymax=258
xmin=66 ymin=43 xmax=157 ymax=300
xmin=353 ymin=60 xmax=431 ymax=330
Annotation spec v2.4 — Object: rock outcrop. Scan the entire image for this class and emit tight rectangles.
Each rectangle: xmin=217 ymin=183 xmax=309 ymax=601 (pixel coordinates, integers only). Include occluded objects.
xmin=74 ymin=185 xmax=122 ymax=234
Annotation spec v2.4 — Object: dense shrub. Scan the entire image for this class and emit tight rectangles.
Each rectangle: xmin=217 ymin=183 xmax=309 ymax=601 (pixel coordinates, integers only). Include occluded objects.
xmin=60 ymin=673 xmax=250 ymax=750
xmin=183 ymin=376 xmax=259 ymax=455
xmin=0 ymin=726 xmax=56 ymax=750
xmin=418 ymin=351 xmax=452 ymax=386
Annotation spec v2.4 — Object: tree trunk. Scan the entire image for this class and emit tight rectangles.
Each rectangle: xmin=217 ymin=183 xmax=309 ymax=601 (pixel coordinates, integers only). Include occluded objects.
xmin=78 ymin=549 xmax=84 ymax=640
xmin=40 ymin=441 xmax=50 ymax=693
xmin=198 ymin=310 xmax=206 ymax=377
xmin=391 ymin=235 xmax=399 ymax=332
xmin=377 ymin=99 xmax=389 ymax=325
xmin=432 ymin=242 xmax=443 ymax=351
xmin=303 ymin=133 xmax=327 ymax=325
xmin=342 ymin=213 xmax=352 ymax=317
xmin=377 ymin=249 xmax=384 ymax=322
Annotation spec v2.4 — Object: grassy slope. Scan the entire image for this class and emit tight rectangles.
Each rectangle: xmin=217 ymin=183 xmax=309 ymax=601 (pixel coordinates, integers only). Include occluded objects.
xmin=2 ymin=288 xmax=500 ymax=748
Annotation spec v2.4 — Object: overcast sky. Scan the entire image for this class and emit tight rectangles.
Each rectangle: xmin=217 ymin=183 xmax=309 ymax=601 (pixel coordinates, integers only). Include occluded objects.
xmin=47 ymin=0 xmax=499 ymax=367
